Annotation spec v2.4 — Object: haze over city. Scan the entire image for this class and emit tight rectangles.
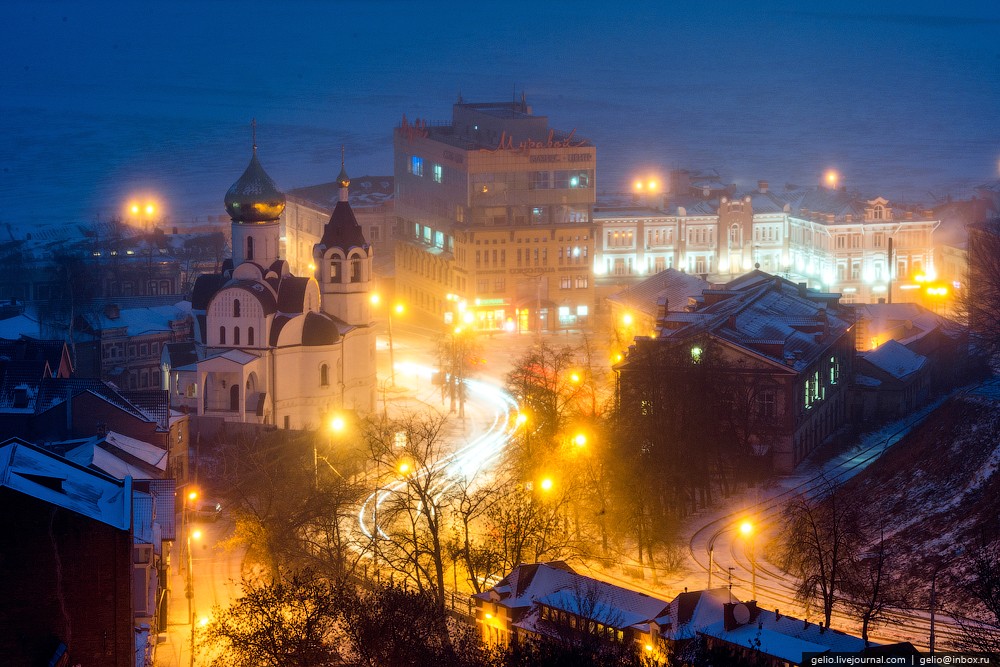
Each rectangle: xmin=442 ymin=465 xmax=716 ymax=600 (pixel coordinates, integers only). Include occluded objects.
xmin=2 ymin=0 xmax=998 ymax=227
xmin=2 ymin=2 xmax=1000 ymax=666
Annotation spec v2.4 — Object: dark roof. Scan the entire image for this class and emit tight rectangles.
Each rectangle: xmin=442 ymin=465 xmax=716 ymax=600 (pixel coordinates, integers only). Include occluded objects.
xmin=120 ymin=390 xmax=170 ymax=430
xmin=269 ymin=314 xmax=291 ymax=346
xmin=607 ymin=269 xmax=708 ymax=318
xmin=0 ymin=338 xmax=67 ymax=376
xmin=227 ymin=280 xmax=277 ymax=315
xmin=319 ymin=201 xmax=370 ymax=252
xmin=302 ymin=312 xmax=340 ymax=346
xmin=276 ymin=277 xmax=310 ymax=314
xmin=224 ymin=150 xmax=286 ymax=223
xmin=288 ymin=175 xmax=394 ymax=209
xmin=163 ymin=342 xmax=198 ymax=368
xmin=191 ymin=273 xmax=228 ymax=311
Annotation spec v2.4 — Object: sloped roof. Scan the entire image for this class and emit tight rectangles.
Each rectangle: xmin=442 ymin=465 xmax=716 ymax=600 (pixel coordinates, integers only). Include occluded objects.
xmin=699 ymin=607 xmax=869 ymax=661
xmin=276 ymin=276 xmax=310 ymax=313
xmin=81 ymin=303 xmax=190 ymax=337
xmin=0 ymin=438 xmax=130 ymax=530
xmin=862 ymin=339 xmax=926 ymax=380
xmin=319 ymin=200 xmax=370 ymax=252
xmin=475 ymin=562 xmax=670 ymax=630
xmin=164 ymin=341 xmax=199 ymax=368
xmin=288 ymin=175 xmax=394 ymax=209
xmin=607 ymin=269 xmax=708 ymax=318
xmin=638 ymin=274 xmax=852 ymax=372
xmin=191 ymin=273 xmax=229 ymax=311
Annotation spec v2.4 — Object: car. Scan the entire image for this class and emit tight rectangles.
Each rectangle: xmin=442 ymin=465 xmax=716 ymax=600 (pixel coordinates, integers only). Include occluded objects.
xmin=191 ymin=499 xmax=222 ymax=522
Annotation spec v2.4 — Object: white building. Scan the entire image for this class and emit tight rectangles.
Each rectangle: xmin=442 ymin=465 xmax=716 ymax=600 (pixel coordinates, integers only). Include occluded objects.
xmin=163 ymin=147 xmax=376 ymax=429
xmin=593 ymin=180 xmax=939 ymax=305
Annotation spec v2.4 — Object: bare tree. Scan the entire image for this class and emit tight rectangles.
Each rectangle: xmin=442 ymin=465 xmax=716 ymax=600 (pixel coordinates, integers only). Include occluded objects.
xmin=965 ymin=218 xmax=1000 ymax=360
xmin=364 ymin=412 xmax=456 ymax=609
xmin=840 ymin=522 xmax=909 ymax=643
xmin=218 ymin=430 xmax=364 ymax=580
xmin=953 ymin=543 xmax=1000 ymax=654
xmin=201 ymin=570 xmax=343 ymax=667
xmin=778 ymin=480 xmax=863 ymax=629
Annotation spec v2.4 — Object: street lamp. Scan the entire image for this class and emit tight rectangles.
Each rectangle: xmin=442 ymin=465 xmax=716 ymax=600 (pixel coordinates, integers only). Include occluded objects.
xmin=186 ymin=527 xmax=202 ymax=667
xmin=371 ymin=295 xmax=404 ymax=387
xmin=739 ymin=520 xmax=756 ymax=600
xmin=314 ymin=414 xmax=347 ymax=488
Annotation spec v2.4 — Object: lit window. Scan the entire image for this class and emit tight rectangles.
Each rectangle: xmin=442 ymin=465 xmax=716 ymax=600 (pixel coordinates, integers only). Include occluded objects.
xmin=691 ymin=346 xmax=703 ymax=362
xmin=410 ymin=156 xmax=424 ymax=176
xmin=433 ymin=164 xmax=443 ymax=183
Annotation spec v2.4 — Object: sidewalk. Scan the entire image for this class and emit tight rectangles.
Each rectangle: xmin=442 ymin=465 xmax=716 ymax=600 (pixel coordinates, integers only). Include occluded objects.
xmin=154 ymin=539 xmax=194 ymax=667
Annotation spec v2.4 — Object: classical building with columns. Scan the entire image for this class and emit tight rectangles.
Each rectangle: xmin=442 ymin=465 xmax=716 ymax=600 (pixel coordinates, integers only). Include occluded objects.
xmin=162 ymin=146 xmax=376 ymax=429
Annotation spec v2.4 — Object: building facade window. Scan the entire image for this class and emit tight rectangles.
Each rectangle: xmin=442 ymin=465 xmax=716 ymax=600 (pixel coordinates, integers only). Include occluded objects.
xmin=433 ymin=164 xmax=443 ymax=183
xmin=234 ymin=327 xmax=240 ymax=345
xmin=410 ymin=156 xmax=424 ymax=176
xmin=248 ymin=327 xmax=255 ymax=346
xmin=320 ymin=364 xmax=329 ymax=386
xmin=219 ymin=326 xmax=226 ymax=345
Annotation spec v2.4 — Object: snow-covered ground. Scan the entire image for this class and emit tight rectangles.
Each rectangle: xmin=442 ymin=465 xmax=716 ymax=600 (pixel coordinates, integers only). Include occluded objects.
xmin=1 ymin=0 xmax=998 ymax=230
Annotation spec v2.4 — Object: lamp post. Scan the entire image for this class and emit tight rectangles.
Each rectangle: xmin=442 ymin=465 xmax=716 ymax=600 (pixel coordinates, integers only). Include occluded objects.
xmin=371 ymin=295 xmax=403 ymax=388
xmin=186 ymin=527 xmax=202 ymax=667
xmin=314 ymin=414 xmax=347 ymax=488
xmin=739 ymin=520 xmax=756 ymax=600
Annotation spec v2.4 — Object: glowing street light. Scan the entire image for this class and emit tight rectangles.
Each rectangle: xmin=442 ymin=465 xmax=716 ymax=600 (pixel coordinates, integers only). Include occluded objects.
xmin=573 ymin=433 xmax=587 ymax=448
xmin=622 ymin=312 xmax=634 ymax=327
xmin=824 ymin=169 xmax=840 ymax=189
xmin=539 ymin=476 xmax=554 ymax=492
xmin=739 ymin=520 xmax=757 ymax=600
xmin=371 ymin=294 xmax=404 ymax=387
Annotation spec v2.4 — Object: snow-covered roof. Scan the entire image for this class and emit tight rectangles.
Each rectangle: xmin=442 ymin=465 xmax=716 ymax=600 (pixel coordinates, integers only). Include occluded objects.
xmin=607 ymin=269 xmax=708 ymax=319
xmin=0 ymin=438 xmax=130 ymax=530
xmin=862 ymin=339 xmax=926 ymax=380
xmin=474 ymin=562 xmax=671 ymax=631
xmin=58 ymin=431 xmax=168 ymax=479
xmin=82 ymin=303 xmax=190 ymax=337
xmin=700 ymin=607 xmax=870 ymax=661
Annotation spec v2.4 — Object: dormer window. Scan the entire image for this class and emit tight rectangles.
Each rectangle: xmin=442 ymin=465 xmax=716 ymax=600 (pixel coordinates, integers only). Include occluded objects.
xmin=873 ymin=204 xmax=884 ymax=220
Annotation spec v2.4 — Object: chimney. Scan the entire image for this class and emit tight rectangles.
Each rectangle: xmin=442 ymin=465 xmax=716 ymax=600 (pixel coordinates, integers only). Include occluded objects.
xmin=656 ymin=296 xmax=669 ymax=323
xmin=758 ymin=180 xmax=769 ymax=194
xmin=775 ymin=608 xmax=781 ymax=620
xmin=819 ymin=622 xmax=826 ymax=634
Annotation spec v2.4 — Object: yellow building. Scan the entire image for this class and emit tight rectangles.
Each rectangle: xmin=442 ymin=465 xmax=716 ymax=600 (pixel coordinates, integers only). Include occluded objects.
xmin=393 ymin=98 xmax=596 ymax=332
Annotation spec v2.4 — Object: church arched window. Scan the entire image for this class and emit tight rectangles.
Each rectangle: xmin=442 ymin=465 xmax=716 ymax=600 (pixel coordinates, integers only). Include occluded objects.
xmin=330 ymin=259 xmax=341 ymax=283
xmin=219 ymin=326 xmax=226 ymax=345
xmin=233 ymin=299 xmax=241 ymax=317
xmin=247 ymin=236 xmax=255 ymax=260
xmin=351 ymin=258 xmax=362 ymax=282
xmin=234 ymin=327 xmax=241 ymax=345
xmin=320 ymin=364 xmax=329 ymax=387
xmin=247 ymin=327 xmax=255 ymax=346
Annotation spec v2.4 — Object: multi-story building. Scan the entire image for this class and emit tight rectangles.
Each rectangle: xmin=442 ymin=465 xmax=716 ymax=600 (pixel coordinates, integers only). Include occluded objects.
xmin=394 ymin=98 xmax=596 ymax=332
xmin=616 ymin=272 xmax=855 ymax=473
xmin=594 ymin=177 xmax=939 ymax=306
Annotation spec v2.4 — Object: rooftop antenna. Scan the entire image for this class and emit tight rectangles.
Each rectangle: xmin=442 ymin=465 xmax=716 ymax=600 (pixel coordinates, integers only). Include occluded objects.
xmin=728 ymin=567 xmax=734 ymax=603
xmin=341 ymin=144 xmax=346 ymax=169
xmin=251 ymin=118 xmax=257 ymax=153
xmin=457 ymin=88 xmax=463 ymax=104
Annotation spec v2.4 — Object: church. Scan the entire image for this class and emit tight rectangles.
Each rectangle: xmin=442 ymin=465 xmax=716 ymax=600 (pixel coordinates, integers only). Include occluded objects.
xmin=162 ymin=142 xmax=377 ymax=429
